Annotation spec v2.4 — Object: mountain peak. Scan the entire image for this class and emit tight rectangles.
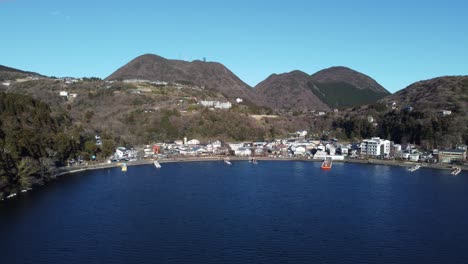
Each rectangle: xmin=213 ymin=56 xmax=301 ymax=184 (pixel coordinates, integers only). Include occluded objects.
xmin=288 ymin=69 xmax=309 ymax=76
xmin=311 ymin=66 xmax=389 ymax=94
xmin=138 ymin=53 xmax=166 ymax=59
xmin=106 ymin=54 xmax=259 ymax=101
xmin=254 ymin=70 xmax=330 ymax=111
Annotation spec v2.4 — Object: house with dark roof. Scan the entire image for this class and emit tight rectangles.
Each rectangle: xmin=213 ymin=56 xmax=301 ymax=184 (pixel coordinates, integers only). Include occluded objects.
xmin=438 ymin=149 xmax=467 ymax=164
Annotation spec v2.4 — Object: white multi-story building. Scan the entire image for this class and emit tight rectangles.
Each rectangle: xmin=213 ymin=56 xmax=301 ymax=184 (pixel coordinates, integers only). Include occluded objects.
xmin=235 ymin=147 xmax=251 ymax=157
xmin=200 ymin=101 xmax=232 ymax=109
xmin=360 ymin=137 xmax=391 ymax=156
xmin=115 ymin=147 xmax=127 ymax=159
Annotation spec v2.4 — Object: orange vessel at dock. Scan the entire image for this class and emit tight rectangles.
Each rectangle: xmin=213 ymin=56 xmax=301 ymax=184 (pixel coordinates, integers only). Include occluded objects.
xmin=321 ymin=157 xmax=333 ymax=170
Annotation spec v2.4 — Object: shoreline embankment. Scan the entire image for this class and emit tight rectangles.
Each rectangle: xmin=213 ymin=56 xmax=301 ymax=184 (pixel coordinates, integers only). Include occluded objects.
xmin=57 ymin=156 xmax=467 ymax=176
xmin=2 ymin=157 xmax=466 ymax=202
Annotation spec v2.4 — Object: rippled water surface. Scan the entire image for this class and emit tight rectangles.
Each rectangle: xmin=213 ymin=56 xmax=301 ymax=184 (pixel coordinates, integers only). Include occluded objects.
xmin=1 ymin=161 xmax=468 ymax=264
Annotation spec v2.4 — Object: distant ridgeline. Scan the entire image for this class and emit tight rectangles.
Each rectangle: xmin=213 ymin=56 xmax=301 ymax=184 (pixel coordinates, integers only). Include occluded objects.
xmin=0 ymin=92 xmax=78 ymax=199
xmin=254 ymin=66 xmax=390 ymax=111
xmin=0 ymin=64 xmax=43 ymax=81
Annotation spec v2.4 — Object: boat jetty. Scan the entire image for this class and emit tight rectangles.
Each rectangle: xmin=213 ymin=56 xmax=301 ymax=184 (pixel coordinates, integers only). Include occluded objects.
xmin=154 ymin=160 xmax=162 ymax=168
xmin=120 ymin=163 xmax=127 ymax=172
xmin=451 ymin=167 xmax=461 ymax=175
xmin=249 ymin=157 xmax=258 ymax=164
xmin=408 ymin=164 xmax=421 ymax=172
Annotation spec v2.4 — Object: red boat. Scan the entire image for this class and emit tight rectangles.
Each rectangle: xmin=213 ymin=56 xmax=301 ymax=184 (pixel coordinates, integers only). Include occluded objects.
xmin=321 ymin=157 xmax=332 ymax=170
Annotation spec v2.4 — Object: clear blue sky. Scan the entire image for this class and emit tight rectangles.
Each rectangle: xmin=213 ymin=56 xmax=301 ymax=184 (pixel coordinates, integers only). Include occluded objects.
xmin=1 ymin=0 xmax=467 ymax=93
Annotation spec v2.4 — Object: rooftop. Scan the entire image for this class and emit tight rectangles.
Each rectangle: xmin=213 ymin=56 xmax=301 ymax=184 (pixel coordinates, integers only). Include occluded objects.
xmin=439 ymin=149 xmax=466 ymax=154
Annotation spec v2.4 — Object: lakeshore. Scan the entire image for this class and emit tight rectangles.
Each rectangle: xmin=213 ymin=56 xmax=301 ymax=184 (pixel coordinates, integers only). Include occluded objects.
xmin=3 ymin=156 xmax=465 ymax=202
xmin=58 ymin=156 xmax=467 ymax=176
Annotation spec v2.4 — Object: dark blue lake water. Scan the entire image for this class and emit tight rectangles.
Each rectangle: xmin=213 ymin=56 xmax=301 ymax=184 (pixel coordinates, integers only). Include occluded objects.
xmin=1 ymin=161 xmax=468 ymax=264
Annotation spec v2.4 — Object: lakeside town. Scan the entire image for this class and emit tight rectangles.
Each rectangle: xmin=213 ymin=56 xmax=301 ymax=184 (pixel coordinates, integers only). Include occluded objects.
xmin=3 ymin=132 xmax=465 ymax=201
xmin=4 ymin=2 xmax=468 ymax=263
xmin=105 ymin=131 xmax=467 ymax=168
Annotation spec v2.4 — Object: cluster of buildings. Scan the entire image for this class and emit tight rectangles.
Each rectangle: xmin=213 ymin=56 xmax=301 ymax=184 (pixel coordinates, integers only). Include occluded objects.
xmin=112 ymin=132 xmax=466 ymax=165
xmin=60 ymin=77 xmax=82 ymax=84
xmin=358 ymin=137 xmax=467 ymax=164
xmin=122 ymin=132 xmax=351 ymax=161
xmin=197 ymin=97 xmax=244 ymax=110
xmin=310 ymin=111 xmax=327 ymax=117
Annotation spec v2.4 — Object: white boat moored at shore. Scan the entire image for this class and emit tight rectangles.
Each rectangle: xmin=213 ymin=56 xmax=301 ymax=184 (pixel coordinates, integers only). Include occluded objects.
xmin=6 ymin=193 xmax=17 ymax=199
